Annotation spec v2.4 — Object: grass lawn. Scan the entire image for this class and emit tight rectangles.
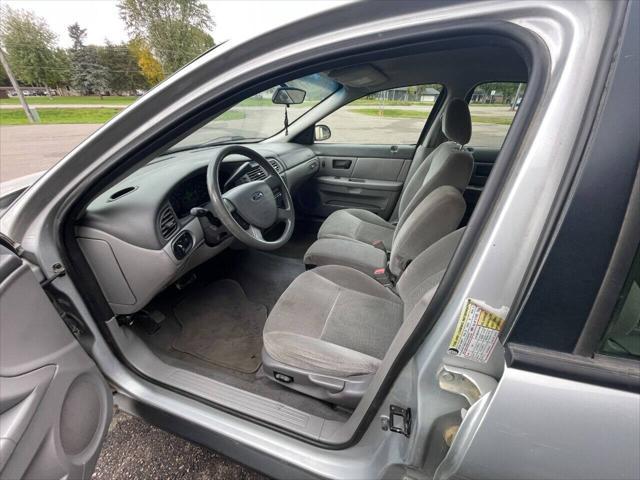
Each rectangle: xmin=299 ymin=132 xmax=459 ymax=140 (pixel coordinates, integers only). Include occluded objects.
xmin=350 ymin=108 xmax=514 ymax=124
xmin=0 ymin=107 xmax=245 ymax=125
xmin=0 ymin=108 xmax=123 ymax=125
xmin=0 ymin=96 xmax=137 ymax=106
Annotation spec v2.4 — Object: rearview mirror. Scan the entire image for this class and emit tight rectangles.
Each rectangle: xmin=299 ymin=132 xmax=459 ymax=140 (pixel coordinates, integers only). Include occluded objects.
xmin=272 ymin=86 xmax=306 ymax=105
xmin=314 ymin=124 xmax=331 ymax=142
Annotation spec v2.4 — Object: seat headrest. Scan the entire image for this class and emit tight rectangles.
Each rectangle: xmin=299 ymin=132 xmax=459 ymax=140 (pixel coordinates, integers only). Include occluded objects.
xmin=442 ymin=98 xmax=472 ymax=146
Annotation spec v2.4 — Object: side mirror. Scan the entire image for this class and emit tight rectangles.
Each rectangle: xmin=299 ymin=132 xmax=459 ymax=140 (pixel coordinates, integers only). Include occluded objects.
xmin=272 ymin=86 xmax=306 ymax=105
xmin=314 ymin=124 xmax=331 ymax=142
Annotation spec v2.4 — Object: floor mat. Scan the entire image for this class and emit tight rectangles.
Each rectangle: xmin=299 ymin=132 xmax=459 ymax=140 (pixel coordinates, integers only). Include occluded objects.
xmin=172 ymin=279 xmax=267 ymax=373
xmin=227 ymin=250 xmax=305 ymax=311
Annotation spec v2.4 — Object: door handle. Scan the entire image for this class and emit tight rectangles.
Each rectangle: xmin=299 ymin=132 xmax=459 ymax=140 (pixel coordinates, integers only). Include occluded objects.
xmin=332 ymin=159 xmax=352 ymax=169
xmin=390 ymin=145 xmax=399 ymax=153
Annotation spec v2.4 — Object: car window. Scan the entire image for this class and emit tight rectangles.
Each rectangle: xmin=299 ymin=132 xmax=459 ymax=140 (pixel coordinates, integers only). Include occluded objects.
xmin=172 ymin=73 xmax=340 ymax=150
xmin=599 ymin=244 xmax=640 ymax=359
xmin=468 ymin=82 xmax=526 ymax=149
xmin=317 ymin=84 xmax=443 ymax=144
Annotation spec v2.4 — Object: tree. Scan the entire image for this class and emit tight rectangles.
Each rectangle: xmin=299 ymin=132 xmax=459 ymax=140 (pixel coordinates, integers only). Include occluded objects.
xmin=49 ymin=48 xmax=71 ymax=91
xmin=129 ymin=38 xmax=164 ymax=86
xmin=118 ymin=0 xmax=214 ymax=75
xmin=67 ymin=23 xmax=109 ymax=95
xmin=0 ymin=6 xmax=60 ymax=93
xmin=71 ymin=45 xmax=109 ymax=95
xmin=67 ymin=22 xmax=87 ymax=50
xmin=98 ymin=42 xmax=147 ymax=94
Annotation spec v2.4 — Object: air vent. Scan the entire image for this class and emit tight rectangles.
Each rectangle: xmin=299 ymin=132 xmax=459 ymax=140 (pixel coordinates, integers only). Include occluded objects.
xmin=159 ymin=205 xmax=178 ymax=239
xmin=246 ymin=165 xmax=267 ymax=181
xmin=268 ymin=159 xmax=281 ymax=172
xmin=245 ymin=160 xmax=281 ymax=182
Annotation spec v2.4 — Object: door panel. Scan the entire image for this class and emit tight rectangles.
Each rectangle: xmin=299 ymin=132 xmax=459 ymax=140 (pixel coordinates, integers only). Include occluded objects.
xmin=352 ymin=157 xmax=407 ymax=181
xmin=0 ymin=246 xmax=111 ymax=479
xmin=313 ymin=176 xmax=403 ymax=216
xmin=461 ymin=147 xmax=499 ymax=225
xmin=297 ymin=143 xmax=414 ymax=220
xmin=311 ymin=143 xmax=415 ymax=161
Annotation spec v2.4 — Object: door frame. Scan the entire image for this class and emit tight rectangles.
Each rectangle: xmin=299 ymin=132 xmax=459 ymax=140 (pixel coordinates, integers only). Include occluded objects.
xmin=1 ymin=2 xmax=629 ymax=477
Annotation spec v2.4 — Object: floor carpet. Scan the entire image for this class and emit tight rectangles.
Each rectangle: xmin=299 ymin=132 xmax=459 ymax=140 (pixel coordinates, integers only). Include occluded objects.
xmin=172 ymin=280 xmax=266 ymax=374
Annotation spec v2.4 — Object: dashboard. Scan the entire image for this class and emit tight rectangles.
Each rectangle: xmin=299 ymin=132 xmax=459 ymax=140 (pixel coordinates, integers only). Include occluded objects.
xmin=76 ymin=142 xmax=319 ymax=315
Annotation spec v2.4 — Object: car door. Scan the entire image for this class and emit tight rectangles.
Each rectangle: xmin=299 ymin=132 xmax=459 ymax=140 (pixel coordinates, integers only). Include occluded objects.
xmin=296 ymin=84 xmax=444 ymax=220
xmin=0 ymin=242 xmax=111 ymax=479
xmin=435 ymin=16 xmax=639 ymax=476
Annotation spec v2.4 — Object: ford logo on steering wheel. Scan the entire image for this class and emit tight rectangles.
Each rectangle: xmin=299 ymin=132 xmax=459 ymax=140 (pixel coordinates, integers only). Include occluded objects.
xmin=251 ymin=191 xmax=264 ymax=201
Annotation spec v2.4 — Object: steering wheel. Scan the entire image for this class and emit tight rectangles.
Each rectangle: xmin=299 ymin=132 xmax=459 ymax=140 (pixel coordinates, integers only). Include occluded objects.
xmin=206 ymin=145 xmax=295 ymax=250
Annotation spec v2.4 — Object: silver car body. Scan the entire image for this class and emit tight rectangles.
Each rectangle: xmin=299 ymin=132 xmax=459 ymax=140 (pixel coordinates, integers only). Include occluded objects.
xmin=1 ymin=1 xmax=638 ymax=479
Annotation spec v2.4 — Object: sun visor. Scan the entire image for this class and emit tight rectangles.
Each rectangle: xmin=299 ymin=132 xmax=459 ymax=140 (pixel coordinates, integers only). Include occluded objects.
xmin=327 ymin=64 xmax=388 ymax=88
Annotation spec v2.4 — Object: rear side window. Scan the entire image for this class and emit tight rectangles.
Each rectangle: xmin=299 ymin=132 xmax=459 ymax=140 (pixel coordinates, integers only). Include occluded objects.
xmin=599 ymin=245 xmax=640 ymax=359
xmin=468 ymin=82 xmax=526 ymax=148
xmin=318 ymin=84 xmax=444 ymax=144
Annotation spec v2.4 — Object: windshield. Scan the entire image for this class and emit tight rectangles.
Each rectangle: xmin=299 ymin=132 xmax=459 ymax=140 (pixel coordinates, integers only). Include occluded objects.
xmin=173 ymin=73 xmax=340 ymax=150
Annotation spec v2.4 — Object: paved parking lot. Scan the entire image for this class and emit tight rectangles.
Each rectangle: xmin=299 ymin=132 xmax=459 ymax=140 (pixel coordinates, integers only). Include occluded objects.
xmin=0 ymin=123 xmax=100 ymax=182
xmin=94 ymin=409 xmax=267 ymax=480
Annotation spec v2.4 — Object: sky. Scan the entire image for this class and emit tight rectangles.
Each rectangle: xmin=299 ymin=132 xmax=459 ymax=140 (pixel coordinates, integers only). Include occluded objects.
xmin=2 ymin=0 xmax=349 ymax=48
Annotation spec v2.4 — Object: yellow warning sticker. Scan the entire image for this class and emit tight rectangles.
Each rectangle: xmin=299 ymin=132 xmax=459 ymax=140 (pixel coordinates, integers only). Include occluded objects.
xmin=449 ymin=299 xmax=508 ymax=363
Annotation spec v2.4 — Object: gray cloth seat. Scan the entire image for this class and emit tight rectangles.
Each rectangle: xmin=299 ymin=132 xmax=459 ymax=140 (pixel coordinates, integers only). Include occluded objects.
xmin=263 ymin=265 xmax=403 ymax=377
xmin=305 ymin=185 xmax=466 ymax=277
xmin=262 ymin=228 xmax=465 ymax=405
xmin=317 ymin=208 xmax=396 ymax=249
xmin=317 ymin=98 xmax=473 ymax=250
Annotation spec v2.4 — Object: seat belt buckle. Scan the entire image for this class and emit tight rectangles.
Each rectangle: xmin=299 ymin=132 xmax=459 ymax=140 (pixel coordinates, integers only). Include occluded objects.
xmin=373 ymin=267 xmax=393 ymax=287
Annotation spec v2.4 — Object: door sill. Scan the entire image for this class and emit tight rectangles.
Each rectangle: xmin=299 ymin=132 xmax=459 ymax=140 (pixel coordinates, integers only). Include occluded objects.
xmin=106 ymin=318 xmax=345 ymax=441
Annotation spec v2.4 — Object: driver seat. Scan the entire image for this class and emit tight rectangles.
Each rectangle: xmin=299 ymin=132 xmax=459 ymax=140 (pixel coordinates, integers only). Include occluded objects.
xmin=262 ymin=228 xmax=464 ymax=407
